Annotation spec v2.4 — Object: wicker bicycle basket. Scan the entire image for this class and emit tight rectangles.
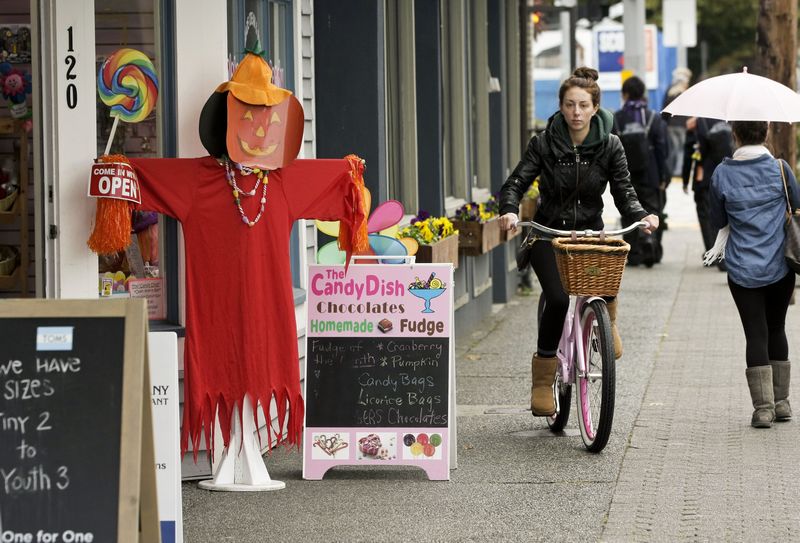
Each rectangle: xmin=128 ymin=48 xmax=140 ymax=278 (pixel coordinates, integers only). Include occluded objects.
xmin=551 ymin=237 xmax=630 ymax=296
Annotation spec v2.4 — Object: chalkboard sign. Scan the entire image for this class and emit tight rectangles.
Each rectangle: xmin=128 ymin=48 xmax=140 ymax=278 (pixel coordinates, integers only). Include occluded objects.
xmin=306 ymin=336 xmax=449 ymax=428
xmin=0 ymin=299 xmax=159 ymax=543
xmin=303 ymin=263 xmax=454 ymax=481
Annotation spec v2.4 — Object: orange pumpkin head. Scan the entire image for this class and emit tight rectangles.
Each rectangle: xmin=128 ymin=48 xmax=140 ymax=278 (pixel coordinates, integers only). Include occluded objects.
xmin=225 ymin=93 xmax=303 ymax=169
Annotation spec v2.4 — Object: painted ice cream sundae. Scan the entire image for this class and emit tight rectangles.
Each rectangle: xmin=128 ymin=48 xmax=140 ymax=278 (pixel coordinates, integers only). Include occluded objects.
xmin=408 ymin=272 xmax=446 ymax=313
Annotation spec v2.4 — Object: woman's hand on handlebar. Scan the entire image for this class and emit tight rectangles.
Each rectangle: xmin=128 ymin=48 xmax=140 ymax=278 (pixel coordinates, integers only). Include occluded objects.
xmin=640 ymin=214 xmax=659 ymax=234
xmin=499 ymin=212 xmax=519 ymax=231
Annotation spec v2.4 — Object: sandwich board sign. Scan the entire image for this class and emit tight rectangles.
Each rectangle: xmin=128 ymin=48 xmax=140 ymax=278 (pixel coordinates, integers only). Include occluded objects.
xmin=303 ymin=263 xmax=454 ymax=481
xmin=0 ymin=298 xmax=159 ymax=542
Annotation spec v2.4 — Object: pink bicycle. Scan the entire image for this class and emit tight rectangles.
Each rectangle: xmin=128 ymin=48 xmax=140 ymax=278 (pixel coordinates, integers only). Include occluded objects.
xmin=517 ymin=220 xmax=644 ymax=453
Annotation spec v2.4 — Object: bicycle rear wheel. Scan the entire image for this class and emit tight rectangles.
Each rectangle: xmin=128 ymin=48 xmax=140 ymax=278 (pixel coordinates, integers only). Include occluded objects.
xmin=538 ymin=293 xmax=572 ymax=431
xmin=576 ymin=299 xmax=615 ymax=452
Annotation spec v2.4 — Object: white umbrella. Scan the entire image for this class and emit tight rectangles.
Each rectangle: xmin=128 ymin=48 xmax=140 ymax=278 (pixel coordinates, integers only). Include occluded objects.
xmin=662 ymin=67 xmax=800 ymax=122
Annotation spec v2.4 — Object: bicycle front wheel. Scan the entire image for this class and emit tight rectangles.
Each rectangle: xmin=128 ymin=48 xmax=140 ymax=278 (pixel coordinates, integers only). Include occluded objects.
xmin=576 ymin=299 xmax=615 ymax=453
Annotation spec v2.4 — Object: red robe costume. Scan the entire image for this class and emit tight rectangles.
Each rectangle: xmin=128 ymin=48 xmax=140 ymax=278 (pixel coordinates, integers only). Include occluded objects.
xmin=129 ymin=155 xmax=366 ymax=457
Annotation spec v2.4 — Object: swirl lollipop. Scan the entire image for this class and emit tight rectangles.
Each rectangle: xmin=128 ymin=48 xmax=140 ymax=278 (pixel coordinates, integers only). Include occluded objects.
xmin=97 ymin=48 xmax=159 ymax=154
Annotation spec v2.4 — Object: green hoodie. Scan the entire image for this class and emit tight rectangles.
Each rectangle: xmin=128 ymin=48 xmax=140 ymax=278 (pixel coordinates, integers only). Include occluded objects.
xmin=547 ymin=107 xmax=614 ymax=158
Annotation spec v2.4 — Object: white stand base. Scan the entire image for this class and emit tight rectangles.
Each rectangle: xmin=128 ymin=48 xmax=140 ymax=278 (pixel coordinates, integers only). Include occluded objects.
xmin=197 ymin=480 xmax=285 ymax=492
xmin=197 ymin=394 xmax=285 ymax=492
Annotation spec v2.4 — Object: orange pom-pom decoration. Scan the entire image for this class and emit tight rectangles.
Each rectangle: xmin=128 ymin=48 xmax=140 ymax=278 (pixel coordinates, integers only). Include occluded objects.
xmin=338 ymin=155 xmax=369 ymax=269
xmin=87 ymin=154 xmax=134 ymax=255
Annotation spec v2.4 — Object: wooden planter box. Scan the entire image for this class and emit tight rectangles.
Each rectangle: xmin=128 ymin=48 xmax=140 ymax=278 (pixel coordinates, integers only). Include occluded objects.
xmin=452 ymin=217 xmax=502 ymax=256
xmin=414 ymin=234 xmax=459 ymax=269
xmin=519 ymin=196 xmax=538 ymax=221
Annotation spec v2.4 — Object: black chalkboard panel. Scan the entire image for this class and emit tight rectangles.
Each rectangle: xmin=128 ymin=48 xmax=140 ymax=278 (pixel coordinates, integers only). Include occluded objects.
xmin=0 ymin=317 xmax=125 ymax=539
xmin=306 ymin=336 xmax=449 ymax=428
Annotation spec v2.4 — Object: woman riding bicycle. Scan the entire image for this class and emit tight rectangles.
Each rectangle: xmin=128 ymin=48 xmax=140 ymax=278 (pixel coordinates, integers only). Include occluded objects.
xmin=498 ymin=67 xmax=659 ymax=416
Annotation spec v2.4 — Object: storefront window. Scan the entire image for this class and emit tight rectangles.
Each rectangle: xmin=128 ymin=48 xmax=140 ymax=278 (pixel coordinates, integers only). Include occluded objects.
xmin=229 ymin=1 xmax=293 ymax=91
xmin=95 ymin=1 xmax=167 ymax=320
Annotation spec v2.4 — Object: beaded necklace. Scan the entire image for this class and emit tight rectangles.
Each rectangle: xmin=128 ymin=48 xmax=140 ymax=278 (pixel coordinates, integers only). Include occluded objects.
xmin=222 ymin=156 xmax=269 ymax=227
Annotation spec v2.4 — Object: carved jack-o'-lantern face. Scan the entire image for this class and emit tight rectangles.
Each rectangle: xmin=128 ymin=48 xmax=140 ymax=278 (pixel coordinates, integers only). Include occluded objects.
xmin=225 ymin=93 xmax=303 ymax=169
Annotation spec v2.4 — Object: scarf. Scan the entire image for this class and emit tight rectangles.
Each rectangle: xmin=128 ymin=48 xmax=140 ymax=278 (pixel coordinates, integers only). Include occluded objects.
xmin=622 ymin=99 xmax=648 ymax=125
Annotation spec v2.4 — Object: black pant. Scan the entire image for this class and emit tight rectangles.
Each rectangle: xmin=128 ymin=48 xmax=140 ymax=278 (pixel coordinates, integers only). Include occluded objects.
xmin=531 ymin=240 xmax=569 ymax=356
xmin=530 ymin=239 xmax=615 ymax=356
xmin=728 ymin=272 xmax=796 ymax=367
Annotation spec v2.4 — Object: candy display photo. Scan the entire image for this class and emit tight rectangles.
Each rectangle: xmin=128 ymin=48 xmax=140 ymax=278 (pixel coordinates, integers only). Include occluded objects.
xmin=356 ymin=432 xmax=396 ymax=461
xmin=402 ymin=432 xmax=443 ymax=460
xmin=311 ymin=432 xmax=350 ymax=460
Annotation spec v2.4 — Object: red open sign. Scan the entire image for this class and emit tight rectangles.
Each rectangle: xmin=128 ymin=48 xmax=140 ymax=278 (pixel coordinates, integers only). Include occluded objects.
xmin=88 ymin=162 xmax=141 ymax=204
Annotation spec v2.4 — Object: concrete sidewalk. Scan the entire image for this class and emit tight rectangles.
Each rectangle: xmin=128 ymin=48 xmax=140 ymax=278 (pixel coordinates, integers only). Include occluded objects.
xmin=182 ymin=198 xmax=800 ymax=541
xmin=602 ymin=246 xmax=800 ymax=541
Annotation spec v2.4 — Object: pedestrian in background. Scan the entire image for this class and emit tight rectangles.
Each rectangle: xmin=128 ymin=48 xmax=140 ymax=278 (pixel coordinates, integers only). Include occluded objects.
xmin=497 ymin=67 xmax=659 ymax=416
xmin=687 ymin=116 xmax=734 ymax=264
xmin=662 ymin=67 xmax=692 ymax=177
xmin=708 ymin=120 xmax=800 ymax=428
xmin=614 ymin=75 xmax=670 ymax=266
xmin=681 ymin=120 xmax=700 ymax=194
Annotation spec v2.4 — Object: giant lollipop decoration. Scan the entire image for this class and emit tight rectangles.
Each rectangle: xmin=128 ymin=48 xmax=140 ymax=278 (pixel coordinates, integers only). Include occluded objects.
xmin=88 ymin=48 xmax=159 ymax=255
xmin=97 ymin=48 xmax=159 ymax=154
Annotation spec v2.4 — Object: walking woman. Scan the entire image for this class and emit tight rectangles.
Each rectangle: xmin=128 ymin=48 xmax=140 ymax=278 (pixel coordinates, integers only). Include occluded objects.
xmin=498 ymin=67 xmax=659 ymax=416
xmin=709 ymin=120 xmax=800 ymax=428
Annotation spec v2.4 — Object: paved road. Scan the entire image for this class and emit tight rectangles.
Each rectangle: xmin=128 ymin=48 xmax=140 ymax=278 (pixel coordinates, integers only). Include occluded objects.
xmin=182 ymin=181 xmax=800 ymax=541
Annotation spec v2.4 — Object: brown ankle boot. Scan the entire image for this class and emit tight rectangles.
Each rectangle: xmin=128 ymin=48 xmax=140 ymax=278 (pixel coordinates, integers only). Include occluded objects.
xmin=531 ymin=354 xmax=558 ymax=416
xmin=606 ymin=299 xmax=623 ymax=359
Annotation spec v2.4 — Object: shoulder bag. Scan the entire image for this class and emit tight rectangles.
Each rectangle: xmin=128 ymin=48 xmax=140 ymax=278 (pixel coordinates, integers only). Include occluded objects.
xmin=777 ymin=159 xmax=800 ymax=274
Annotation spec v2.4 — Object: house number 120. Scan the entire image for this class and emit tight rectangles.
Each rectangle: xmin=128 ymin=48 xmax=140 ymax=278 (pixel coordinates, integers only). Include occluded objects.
xmin=65 ymin=26 xmax=77 ymax=109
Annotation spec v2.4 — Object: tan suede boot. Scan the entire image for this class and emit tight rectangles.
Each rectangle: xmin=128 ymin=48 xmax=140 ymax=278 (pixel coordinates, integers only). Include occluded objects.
xmin=746 ymin=365 xmax=775 ymax=428
xmin=531 ymin=354 xmax=559 ymax=416
xmin=606 ymin=299 xmax=623 ymax=359
xmin=770 ymin=360 xmax=792 ymax=421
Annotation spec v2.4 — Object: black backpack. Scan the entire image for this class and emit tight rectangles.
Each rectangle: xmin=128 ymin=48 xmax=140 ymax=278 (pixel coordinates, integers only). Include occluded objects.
xmin=615 ymin=108 xmax=655 ymax=175
xmin=702 ymin=119 xmax=734 ymax=165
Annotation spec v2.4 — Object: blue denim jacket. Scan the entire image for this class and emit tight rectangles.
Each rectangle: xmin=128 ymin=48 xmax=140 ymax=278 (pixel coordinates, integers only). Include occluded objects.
xmin=709 ymin=153 xmax=800 ymax=288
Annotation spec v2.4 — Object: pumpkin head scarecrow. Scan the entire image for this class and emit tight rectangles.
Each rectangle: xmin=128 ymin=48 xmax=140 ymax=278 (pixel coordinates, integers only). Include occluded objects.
xmin=198 ymin=38 xmax=303 ymax=170
xmin=88 ymin=42 xmax=368 ymax=460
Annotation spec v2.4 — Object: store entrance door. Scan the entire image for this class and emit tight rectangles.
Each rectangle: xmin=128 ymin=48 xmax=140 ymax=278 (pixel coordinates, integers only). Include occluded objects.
xmin=0 ymin=3 xmax=36 ymax=298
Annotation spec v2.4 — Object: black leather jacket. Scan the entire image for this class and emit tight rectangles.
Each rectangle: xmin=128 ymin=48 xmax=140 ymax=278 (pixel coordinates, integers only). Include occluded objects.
xmin=500 ymin=114 xmax=647 ymax=230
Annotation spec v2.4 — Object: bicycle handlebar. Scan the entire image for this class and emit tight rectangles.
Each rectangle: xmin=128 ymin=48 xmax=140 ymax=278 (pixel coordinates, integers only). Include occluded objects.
xmin=514 ymin=220 xmax=648 ymax=238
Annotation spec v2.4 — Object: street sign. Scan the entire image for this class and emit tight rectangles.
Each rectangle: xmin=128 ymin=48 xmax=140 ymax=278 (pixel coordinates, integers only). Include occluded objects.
xmin=663 ymin=0 xmax=697 ymax=48
xmin=594 ymin=24 xmax=659 ymax=91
